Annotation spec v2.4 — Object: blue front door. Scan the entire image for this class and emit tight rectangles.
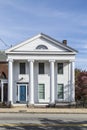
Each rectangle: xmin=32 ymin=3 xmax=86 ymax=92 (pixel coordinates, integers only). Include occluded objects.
xmin=20 ymin=85 xmax=26 ymax=102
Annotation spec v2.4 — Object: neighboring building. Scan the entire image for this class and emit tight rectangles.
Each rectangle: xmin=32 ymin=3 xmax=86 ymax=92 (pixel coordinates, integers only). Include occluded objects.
xmin=4 ymin=33 xmax=77 ymax=106
xmin=0 ymin=51 xmax=8 ymax=102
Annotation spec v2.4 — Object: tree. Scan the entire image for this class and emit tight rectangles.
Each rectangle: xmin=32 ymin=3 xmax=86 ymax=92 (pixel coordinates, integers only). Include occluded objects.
xmin=75 ymin=69 xmax=87 ymax=101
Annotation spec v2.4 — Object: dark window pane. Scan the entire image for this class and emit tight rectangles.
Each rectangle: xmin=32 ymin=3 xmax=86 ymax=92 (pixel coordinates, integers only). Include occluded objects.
xmin=39 ymin=84 xmax=45 ymax=99
xmin=58 ymin=63 xmax=63 ymax=74
xmin=58 ymin=84 xmax=64 ymax=99
xmin=36 ymin=45 xmax=48 ymax=49
xmin=39 ymin=63 xmax=44 ymax=74
xmin=20 ymin=63 xmax=25 ymax=74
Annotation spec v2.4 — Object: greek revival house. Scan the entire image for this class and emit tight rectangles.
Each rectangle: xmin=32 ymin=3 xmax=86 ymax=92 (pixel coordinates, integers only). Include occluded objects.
xmin=4 ymin=33 xmax=77 ymax=106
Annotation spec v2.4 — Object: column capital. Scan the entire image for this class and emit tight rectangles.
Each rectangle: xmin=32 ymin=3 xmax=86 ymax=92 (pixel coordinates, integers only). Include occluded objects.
xmin=7 ymin=58 xmax=13 ymax=62
xmin=28 ymin=59 xmax=34 ymax=62
xmin=49 ymin=59 xmax=55 ymax=62
xmin=69 ymin=60 xmax=75 ymax=63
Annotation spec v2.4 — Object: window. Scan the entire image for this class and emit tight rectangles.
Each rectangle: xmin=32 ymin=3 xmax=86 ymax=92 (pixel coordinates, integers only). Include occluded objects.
xmin=58 ymin=63 xmax=63 ymax=74
xmin=39 ymin=84 xmax=45 ymax=99
xmin=20 ymin=63 xmax=26 ymax=74
xmin=36 ymin=45 xmax=48 ymax=49
xmin=58 ymin=84 xmax=64 ymax=99
xmin=39 ymin=63 xmax=44 ymax=74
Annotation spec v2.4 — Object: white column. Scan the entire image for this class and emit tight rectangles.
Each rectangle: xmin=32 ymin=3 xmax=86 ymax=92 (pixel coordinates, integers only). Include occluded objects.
xmin=71 ymin=61 xmax=75 ymax=102
xmin=28 ymin=60 xmax=34 ymax=104
xmin=8 ymin=59 xmax=13 ymax=104
xmin=1 ymin=82 xmax=3 ymax=102
xmin=49 ymin=60 xmax=55 ymax=104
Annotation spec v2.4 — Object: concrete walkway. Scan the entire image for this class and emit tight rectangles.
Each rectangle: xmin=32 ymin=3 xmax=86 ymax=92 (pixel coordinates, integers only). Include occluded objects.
xmin=0 ymin=107 xmax=87 ymax=114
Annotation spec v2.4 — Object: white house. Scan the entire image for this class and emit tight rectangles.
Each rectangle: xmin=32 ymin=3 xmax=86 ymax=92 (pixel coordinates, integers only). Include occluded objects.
xmin=5 ymin=33 xmax=77 ymax=106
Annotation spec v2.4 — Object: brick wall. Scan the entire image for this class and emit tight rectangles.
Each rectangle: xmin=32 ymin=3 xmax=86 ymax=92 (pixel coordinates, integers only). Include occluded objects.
xmin=0 ymin=62 xmax=8 ymax=78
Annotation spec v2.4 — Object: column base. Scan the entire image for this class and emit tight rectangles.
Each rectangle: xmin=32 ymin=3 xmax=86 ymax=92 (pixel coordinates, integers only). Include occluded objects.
xmin=26 ymin=101 xmax=34 ymax=108
xmin=48 ymin=103 xmax=56 ymax=108
xmin=7 ymin=101 xmax=13 ymax=108
xmin=27 ymin=104 xmax=34 ymax=108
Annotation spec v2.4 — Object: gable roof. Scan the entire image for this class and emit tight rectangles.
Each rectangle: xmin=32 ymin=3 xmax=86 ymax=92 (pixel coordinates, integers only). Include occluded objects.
xmin=5 ymin=33 xmax=78 ymax=54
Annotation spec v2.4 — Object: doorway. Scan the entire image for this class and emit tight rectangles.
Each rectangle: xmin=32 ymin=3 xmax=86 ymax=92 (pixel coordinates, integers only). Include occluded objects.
xmin=20 ymin=85 xmax=26 ymax=102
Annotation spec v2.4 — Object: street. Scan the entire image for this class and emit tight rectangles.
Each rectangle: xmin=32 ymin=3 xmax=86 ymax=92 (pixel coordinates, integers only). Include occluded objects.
xmin=0 ymin=113 xmax=87 ymax=129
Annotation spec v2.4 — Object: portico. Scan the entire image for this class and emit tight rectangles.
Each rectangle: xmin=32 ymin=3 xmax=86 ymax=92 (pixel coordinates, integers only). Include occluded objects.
xmin=7 ymin=59 xmax=75 ymax=105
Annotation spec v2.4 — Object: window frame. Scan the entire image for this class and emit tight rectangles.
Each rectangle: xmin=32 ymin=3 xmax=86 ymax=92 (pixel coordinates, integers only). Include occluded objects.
xmin=57 ymin=84 xmax=64 ymax=100
xmin=38 ymin=84 xmax=45 ymax=100
xmin=39 ymin=63 xmax=45 ymax=74
xmin=17 ymin=84 xmax=27 ymax=102
xmin=36 ymin=45 xmax=48 ymax=49
xmin=57 ymin=63 xmax=63 ymax=74
xmin=19 ymin=62 xmax=26 ymax=74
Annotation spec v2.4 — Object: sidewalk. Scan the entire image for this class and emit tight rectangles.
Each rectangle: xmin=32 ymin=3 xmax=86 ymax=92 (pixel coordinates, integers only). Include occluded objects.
xmin=0 ymin=107 xmax=87 ymax=114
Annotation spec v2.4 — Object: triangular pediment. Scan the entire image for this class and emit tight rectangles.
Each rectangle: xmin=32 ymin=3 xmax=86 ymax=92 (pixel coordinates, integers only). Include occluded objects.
xmin=5 ymin=33 xmax=77 ymax=54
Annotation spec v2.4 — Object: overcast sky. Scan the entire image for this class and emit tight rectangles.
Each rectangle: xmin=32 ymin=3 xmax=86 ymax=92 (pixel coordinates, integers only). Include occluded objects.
xmin=0 ymin=0 xmax=87 ymax=70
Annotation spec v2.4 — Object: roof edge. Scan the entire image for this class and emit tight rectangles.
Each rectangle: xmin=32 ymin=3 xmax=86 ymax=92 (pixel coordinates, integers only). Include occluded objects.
xmin=5 ymin=33 xmax=78 ymax=53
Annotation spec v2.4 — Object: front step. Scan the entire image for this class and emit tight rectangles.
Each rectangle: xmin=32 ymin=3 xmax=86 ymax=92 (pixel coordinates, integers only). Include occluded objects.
xmin=0 ymin=102 xmax=7 ymax=108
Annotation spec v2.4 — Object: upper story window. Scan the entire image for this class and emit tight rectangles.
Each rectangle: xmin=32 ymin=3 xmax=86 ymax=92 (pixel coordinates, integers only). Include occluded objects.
xmin=39 ymin=63 xmax=44 ymax=74
xmin=36 ymin=45 xmax=48 ymax=50
xmin=57 ymin=63 xmax=63 ymax=74
xmin=19 ymin=63 xmax=26 ymax=74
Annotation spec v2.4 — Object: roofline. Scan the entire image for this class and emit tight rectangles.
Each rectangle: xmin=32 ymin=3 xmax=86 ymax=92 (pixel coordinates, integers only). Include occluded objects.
xmin=5 ymin=33 xmax=42 ymax=53
xmin=40 ymin=33 xmax=78 ymax=53
xmin=5 ymin=51 xmax=77 ymax=55
xmin=5 ymin=33 xmax=78 ymax=53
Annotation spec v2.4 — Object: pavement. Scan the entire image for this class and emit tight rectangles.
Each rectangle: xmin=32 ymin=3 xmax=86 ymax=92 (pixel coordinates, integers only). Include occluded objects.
xmin=0 ymin=107 xmax=87 ymax=114
xmin=0 ymin=113 xmax=87 ymax=129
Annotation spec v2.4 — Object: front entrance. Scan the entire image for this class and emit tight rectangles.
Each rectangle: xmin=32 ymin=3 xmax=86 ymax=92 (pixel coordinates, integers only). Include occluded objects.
xmin=20 ymin=85 xmax=26 ymax=102
xmin=17 ymin=84 xmax=28 ymax=103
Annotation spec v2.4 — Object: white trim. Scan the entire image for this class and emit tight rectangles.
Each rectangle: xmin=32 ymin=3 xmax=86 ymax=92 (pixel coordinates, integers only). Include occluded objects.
xmin=8 ymin=59 xmax=13 ymax=103
xmin=6 ymin=51 xmax=76 ymax=55
xmin=5 ymin=34 xmax=42 ymax=53
xmin=5 ymin=33 xmax=77 ymax=54
xmin=29 ymin=60 xmax=34 ymax=104
xmin=68 ymin=62 xmax=71 ymax=102
xmin=7 ymin=55 xmax=75 ymax=62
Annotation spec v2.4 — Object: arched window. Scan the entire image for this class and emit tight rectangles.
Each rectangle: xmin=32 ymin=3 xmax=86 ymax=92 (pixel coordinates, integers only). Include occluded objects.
xmin=36 ymin=45 xmax=48 ymax=50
